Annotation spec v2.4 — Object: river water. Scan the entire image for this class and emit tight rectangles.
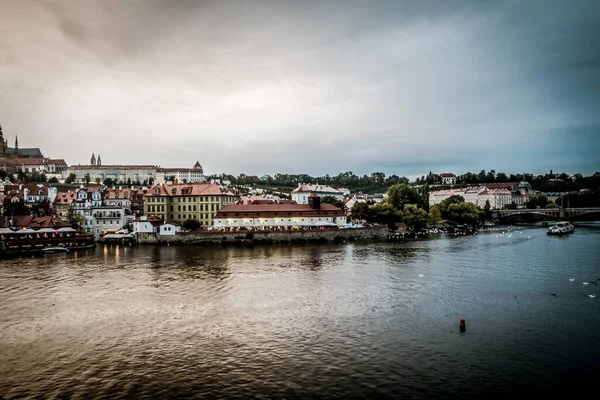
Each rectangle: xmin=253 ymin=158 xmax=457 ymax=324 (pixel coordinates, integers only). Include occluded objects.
xmin=1 ymin=225 xmax=600 ymax=399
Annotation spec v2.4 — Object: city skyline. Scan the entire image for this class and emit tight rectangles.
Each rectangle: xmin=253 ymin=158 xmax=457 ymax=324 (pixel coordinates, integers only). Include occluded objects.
xmin=1 ymin=0 xmax=599 ymax=177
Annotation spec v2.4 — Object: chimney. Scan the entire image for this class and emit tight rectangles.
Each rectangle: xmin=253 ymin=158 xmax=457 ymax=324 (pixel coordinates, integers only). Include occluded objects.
xmin=308 ymin=193 xmax=320 ymax=209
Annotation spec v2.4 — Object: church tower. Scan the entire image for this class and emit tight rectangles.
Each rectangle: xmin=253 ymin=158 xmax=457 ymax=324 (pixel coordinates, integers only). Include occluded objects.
xmin=15 ymin=135 xmax=18 ymax=150
xmin=97 ymin=154 xmax=102 ymax=166
xmin=91 ymin=153 xmax=96 ymax=165
xmin=0 ymin=123 xmax=4 ymax=157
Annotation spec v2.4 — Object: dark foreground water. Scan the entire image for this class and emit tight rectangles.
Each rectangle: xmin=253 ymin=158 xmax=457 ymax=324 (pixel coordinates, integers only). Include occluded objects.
xmin=1 ymin=225 xmax=600 ymax=399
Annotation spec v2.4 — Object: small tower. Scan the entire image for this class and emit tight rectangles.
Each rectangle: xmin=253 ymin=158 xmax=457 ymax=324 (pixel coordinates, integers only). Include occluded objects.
xmin=91 ymin=153 xmax=96 ymax=166
xmin=15 ymin=135 xmax=18 ymax=150
xmin=0 ymin=123 xmax=4 ymax=156
xmin=97 ymin=154 xmax=102 ymax=166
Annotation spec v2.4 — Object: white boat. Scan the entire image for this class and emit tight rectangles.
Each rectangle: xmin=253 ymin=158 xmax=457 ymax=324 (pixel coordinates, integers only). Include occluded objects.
xmin=42 ymin=246 xmax=70 ymax=253
xmin=547 ymin=221 xmax=574 ymax=236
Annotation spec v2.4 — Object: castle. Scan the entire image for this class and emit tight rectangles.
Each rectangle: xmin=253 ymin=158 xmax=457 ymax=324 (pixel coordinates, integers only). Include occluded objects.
xmin=0 ymin=123 xmax=44 ymax=159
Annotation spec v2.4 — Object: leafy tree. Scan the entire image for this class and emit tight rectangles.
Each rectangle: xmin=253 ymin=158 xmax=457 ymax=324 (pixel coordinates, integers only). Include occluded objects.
xmin=496 ymin=172 xmax=508 ymax=183
xmin=429 ymin=205 xmax=442 ymax=226
xmin=484 ymin=200 xmax=491 ymax=218
xmin=351 ymin=201 xmax=370 ymax=222
xmin=48 ymin=177 xmax=59 ymax=183
xmin=34 ymin=199 xmax=52 ymax=217
xmin=546 ymin=203 xmax=560 ymax=209
xmin=95 ymin=177 xmax=101 ymax=184
xmin=182 ymin=218 xmax=201 ymax=231
xmin=445 ymin=202 xmax=483 ymax=226
xmin=321 ymin=195 xmax=344 ymax=209
xmin=385 ymin=184 xmax=424 ymax=210
xmin=3 ymin=198 xmax=28 ymax=216
xmin=104 ymin=178 xmax=114 ymax=187
xmin=369 ymin=203 xmax=402 ymax=228
xmin=84 ymin=173 xmax=91 ymax=185
xmin=503 ymin=202 xmax=518 ymax=210
xmin=65 ymin=173 xmax=77 ymax=184
xmin=402 ymin=204 xmax=429 ymax=232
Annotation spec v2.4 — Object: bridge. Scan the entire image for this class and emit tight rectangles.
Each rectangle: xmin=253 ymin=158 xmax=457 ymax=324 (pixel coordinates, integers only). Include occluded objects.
xmin=491 ymin=207 xmax=600 ymax=221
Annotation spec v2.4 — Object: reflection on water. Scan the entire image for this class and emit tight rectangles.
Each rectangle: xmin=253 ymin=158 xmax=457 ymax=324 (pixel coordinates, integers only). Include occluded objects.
xmin=1 ymin=226 xmax=600 ymax=399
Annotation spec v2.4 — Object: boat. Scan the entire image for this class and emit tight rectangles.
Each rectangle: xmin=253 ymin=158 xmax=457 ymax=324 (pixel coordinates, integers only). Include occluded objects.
xmin=42 ymin=246 xmax=70 ymax=253
xmin=547 ymin=221 xmax=575 ymax=236
xmin=0 ymin=227 xmax=95 ymax=256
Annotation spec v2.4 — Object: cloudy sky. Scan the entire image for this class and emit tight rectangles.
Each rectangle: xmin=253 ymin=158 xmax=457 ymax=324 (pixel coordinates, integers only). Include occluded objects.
xmin=1 ymin=0 xmax=598 ymax=177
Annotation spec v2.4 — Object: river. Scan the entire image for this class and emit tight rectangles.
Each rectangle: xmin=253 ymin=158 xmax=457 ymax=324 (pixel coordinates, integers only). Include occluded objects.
xmin=1 ymin=225 xmax=600 ymax=399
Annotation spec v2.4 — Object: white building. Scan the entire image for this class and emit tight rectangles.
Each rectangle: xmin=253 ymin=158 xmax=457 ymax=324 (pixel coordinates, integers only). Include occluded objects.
xmin=92 ymin=206 xmax=131 ymax=238
xmin=440 ymin=173 xmax=457 ymax=185
xmin=463 ymin=187 xmax=487 ymax=206
xmin=155 ymin=161 xmax=206 ymax=184
xmin=291 ymin=184 xmax=344 ymax=204
xmin=429 ymin=189 xmax=466 ymax=206
xmin=478 ymin=189 xmax=512 ymax=209
xmin=64 ymin=163 xmax=157 ymax=185
xmin=159 ymin=223 xmax=180 ymax=235
xmin=213 ymin=195 xmax=347 ymax=230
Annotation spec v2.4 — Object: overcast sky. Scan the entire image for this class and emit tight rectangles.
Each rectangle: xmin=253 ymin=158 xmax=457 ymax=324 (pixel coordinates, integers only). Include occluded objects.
xmin=1 ymin=0 xmax=598 ymax=178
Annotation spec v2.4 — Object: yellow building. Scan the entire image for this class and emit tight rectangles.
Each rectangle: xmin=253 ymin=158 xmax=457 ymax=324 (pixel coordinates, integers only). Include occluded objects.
xmin=144 ymin=182 xmax=237 ymax=230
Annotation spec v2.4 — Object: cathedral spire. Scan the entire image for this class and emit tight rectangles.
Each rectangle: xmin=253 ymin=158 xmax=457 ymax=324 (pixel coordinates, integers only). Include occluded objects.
xmin=97 ymin=154 xmax=101 ymax=166
xmin=15 ymin=135 xmax=18 ymax=150
xmin=91 ymin=153 xmax=96 ymax=165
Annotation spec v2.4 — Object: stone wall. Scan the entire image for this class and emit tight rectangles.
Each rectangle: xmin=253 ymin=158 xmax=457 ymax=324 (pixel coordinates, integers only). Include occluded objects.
xmin=137 ymin=226 xmax=389 ymax=246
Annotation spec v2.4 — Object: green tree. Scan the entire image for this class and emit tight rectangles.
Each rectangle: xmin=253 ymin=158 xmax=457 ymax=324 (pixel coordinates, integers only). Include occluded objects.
xmin=369 ymin=203 xmax=402 ymax=227
xmin=445 ymin=202 xmax=483 ymax=226
xmin=48 ymin=177 xmax=59 ymax=183
xmin=182 ymin=218 xmax=201 ymax=231
xmin=385 ymin=184 xmax=424 ymax=211
xmin=402 ymin=204 xmax=429 ymax=232
xmin=65 ymin=173 xmax=77 ymax=184
xmin=3 ymin=198 xmax=28 ymax=216
xmin=429 ymin=205 xmax=442 ymax=226
xmin=484 ymin=199 xmax=491 ymax=218
xmin=103 ymin=178 xmax=114 ymax=187
xmin=84 ymin=173 xmax=91 ymax=185
xmin=546 ymin=203 xmax=559 ymax=209
xmin=503 ymin=202 xmax=518 ymax=210
xmin=351 ymin=201 xmax=370 ymax=222
xmin=95 ymin=177 xmax=101 ymax=184
xmin=321 ymin=195 xmax=344 ymax=209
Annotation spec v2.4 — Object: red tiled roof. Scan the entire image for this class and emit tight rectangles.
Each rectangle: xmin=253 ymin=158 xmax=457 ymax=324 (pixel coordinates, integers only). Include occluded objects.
xmin=53 ymin=192 xmax=77 ymax=204
xmin=8 ymin=215 xmax=70 ymax=228
xmin=70 ymin=164 xmax=158 ymax=169
xmin=145 ymin=183 xmax=233 ymax=197
xmin=47 ymin=159 xmax=68 ymax=165
xmin=215 ymin=203 xmax=344 ymax=219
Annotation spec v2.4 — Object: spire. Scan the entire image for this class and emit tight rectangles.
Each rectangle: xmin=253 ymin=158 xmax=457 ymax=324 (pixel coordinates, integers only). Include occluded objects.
xmin=15 ymin=135 xmax=18 ymax=149
xmin=97 ymin=154 xmax=101 ymax=166
xmin=91 ymin=153 xmax=96 ymax=165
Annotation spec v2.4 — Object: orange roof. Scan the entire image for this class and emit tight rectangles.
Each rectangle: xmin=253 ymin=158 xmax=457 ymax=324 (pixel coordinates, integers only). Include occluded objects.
xmin=145 ymin=183 xmax=233 ymax=197
xmin=53 ymin=192 xmax=77 ymax=204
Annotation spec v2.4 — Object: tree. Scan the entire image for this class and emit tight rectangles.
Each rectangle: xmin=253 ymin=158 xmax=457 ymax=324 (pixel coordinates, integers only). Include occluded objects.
xmin=182 ymin=218 xmax=201 ymax=231
xmin=484 ymin=199 xmax=491 ymax=218
xmin=35 ymin=199 xmax=52 ymax=216
xmin=369 ymin=203 xmax=402 ymax=228
xmin=385 ymin=184 xmax=424 ymax=211
xmin=402 ymin=204 xmax=429 ymax=232
xmin=546 ymin=203 xmax=560 ymax=209
xmin=65 ymin=173 xmax=77 ymax=184
xmin=429 ymin=205 xmax=442 ymax=226
xmin=503 ymin=202 xmax=518 ymax=210
xmin=48 ymin=177 xmax=59 ymax=183
xmin=3 ymin=198 xmax=28 ymax=216
xmin=67 ymin=205 xmax=87 ymax=232
xmin=104 ymin=178 xmax=114 ymax=187
xmin=84 ymin=173 xmax=91 ymax=185
xmin=445 ymin=202 xmax=483 ymax=226
xmin=496 ymin=172 xmax=508 ymax=183
xmin=351 ymin=201 xmax=370 ymax=222
xmin=321 ymin=195 xmax=344 ymax=209
xmin=95 ymin=177 xmax=101 ymax=184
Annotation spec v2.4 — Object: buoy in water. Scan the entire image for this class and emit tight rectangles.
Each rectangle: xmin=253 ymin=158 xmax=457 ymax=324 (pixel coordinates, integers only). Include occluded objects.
xmin=459 ymin=319 xmax=466 ymax=332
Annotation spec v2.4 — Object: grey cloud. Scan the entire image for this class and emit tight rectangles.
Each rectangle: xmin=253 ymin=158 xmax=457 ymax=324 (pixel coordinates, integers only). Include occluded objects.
xmin=0 ymin=0 xmax=598 ymax=177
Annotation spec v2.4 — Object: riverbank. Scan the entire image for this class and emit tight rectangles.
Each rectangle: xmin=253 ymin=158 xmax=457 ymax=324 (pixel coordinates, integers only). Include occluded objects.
xmin=137 ymin=226 xmax=389 ymax=246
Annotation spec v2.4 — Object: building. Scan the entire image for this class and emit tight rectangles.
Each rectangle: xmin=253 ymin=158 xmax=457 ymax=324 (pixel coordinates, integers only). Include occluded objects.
xmin=144 ymin=182 xmax=238 ymax=230
xmin=92 ymin=205 xmax=131 ymax=237
xmin=155 ymin=161 xmax=206 ymax=183
xmin=103 ymin=188 xmax=132 ymax=209
xmin=213 ymin=195 xmax=347 ymax=231
xmin=133 ymin=216 xmax=180 ymax=236
xmin=440 ymin=173 xmax=457 ymax=185
xmin=291 ymin=184 xmax=344 ymax=204
xmin=0 ymin=124 xmax=43 ymax=159
xmin=478 ymin=189 xmax=512 ymax=209
xmin=429 ymin=189 xmax=466 ymax=206
xmin=53 ymin=191 xmax=77 ymax=219
xmin=64 ymin=157 xmax=158 ymax=185
xmin=45 ymin=159 xmax=68 ymax=174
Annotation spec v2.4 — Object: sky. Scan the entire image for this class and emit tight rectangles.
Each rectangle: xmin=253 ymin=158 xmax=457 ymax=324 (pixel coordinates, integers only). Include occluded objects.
xmin=1 ymin=0 xmax=599 ymax=178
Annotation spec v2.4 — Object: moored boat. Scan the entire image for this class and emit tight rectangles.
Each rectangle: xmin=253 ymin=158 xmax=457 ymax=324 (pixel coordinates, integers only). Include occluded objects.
xmin=547 ymin=221 xmax=574 ymax=236
xmin=0 ymin=227 xmax=95 ymax=256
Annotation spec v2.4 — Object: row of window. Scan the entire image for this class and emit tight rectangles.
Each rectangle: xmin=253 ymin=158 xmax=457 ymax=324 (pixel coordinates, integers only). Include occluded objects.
xmin=147 ymin=196 xmax=222 ymax=203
